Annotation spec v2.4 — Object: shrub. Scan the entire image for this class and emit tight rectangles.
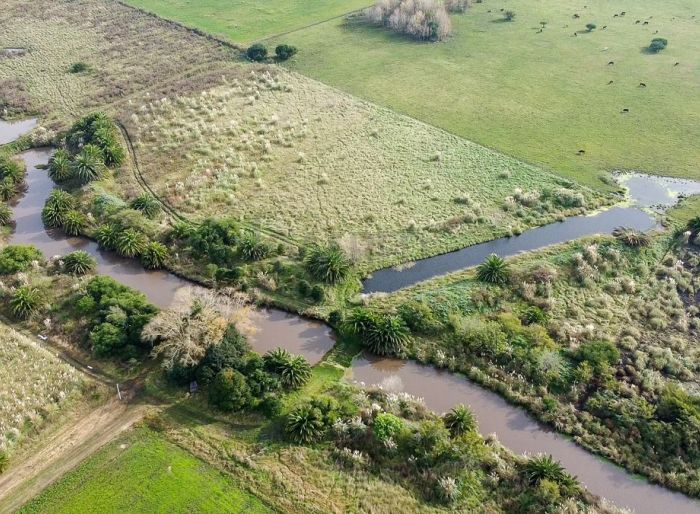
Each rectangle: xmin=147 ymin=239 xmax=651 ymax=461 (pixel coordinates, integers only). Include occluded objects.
xmin=66 ymin=113 xmax=124 ymax=167
xmin=140 ymin=241 xmax=169 ymax=269
xmin=95 ymin=223 xmax=120 ymax=250
xmin=48 ymin=149 xmax=72 ymax=182
xmin=63 ymin=250 xmax=96 ymax=275
xmin=573 ymin=341 xmax=619 ymax=372
xmin=444 ymin=0 xmax=471 ymax=14
xmin=69 ymin=62 xmax=89 ymax=73
xmin=0 ymin=203 xmax=12 ymax=226
xmin=10 ymin=286 xmax=41 ymax=319
xmin=522 ymin=454 xmax=577 ymax=488
xmin=0 ymin=178 xmax=16 ymax=201
xmin=373 ymin=412 xmax=405 ymax=442
xmin=443 ymin=404 xmax=476 ymax=437
xmin=286 ymin=404 xmax=326 ymax=443
xmin=398 ymin=300 xmax=440 ymax=334
xmin=503 ymin=10 xmax=516 ymax=21
xmin=522 ymin=306 xmax=547 ymax=325
xmin=41 ymin=190 xmax=75 ymax=228
xmin=279 ymin=355 xmax=312 ymax=389
xmin=130 ymin=193 xmax=161 ymax=219
xmin=71 ymin=144 xmax=105 ymax=183
xmin=310 ymin=284 xmax=325 ymax=302
xmin=62 ymin=210 xmax=87 ymax=236
xmin=275 ymin=44 xmax=298 ymax=61
xmin=612 ymin=227 xmax=651 ymax=247
xmin=365 ymin=0 xmax=452 ymax=41
xmin=0 ymin=245 xmax=43 ymax=274
xmin=115 ymin=228 xmax=147 ymax=257
xmin=476 ymin=254 xmax=509 ymax=284
xmin=238 ymin=231 xmax=270 ymax=261
xmin=304 ymin=244 xmax=351 ymax=283
xmin=209 ymin=368 xmax=251 ymax=411
xmin=346 ymin=309 xmax=411 ymax=356
xmin=0 ymin=154 xmax=24 ymax=185
xmin=648 ymin=37 xmax=668 ymax=53
xmin=246 ymin=43 xmax=268 ymax=62
xmin=585 ymin=23 xmax=596 ymax=32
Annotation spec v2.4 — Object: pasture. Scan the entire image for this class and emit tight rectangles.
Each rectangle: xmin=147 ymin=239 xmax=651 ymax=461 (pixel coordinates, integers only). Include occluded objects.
xmin=20 ymin=430 xmax=274 ymax=514
xmin=125 ymin=0 xmax=371 ymax=44
xmin=275 ymin=0 xmax=700 ymax=189
xmin=0 ymin=324 xmax=85 ymax=457
xmin=125 ymin=65 xmax=605 ymax=270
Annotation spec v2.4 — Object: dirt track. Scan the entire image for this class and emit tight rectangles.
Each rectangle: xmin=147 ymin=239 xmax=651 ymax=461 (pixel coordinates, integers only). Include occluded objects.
xmin=0 ymin=396 xmax=147 ymax=514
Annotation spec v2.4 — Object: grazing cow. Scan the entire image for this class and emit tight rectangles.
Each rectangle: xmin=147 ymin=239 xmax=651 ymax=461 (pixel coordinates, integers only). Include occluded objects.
xmin=643 ymin=21 xmax=649 ymax=25
xmin=614 ymin=14 xmax=618 ymax=17
xmin=608 ymin=80 xmax=614 ymax=85
xmin=621 ymin=11 xmax=626 ymax=16
xmin=622 ymin=108 xmax=630 ymax=113
xmin=573 ymin=14 xmax=580 ymax=19
xmin=608 ymin=61 xmax=615 ymax=65
xmin=639 ymin=83 xmax=647 ymax=87
xmin=654 ymin=30 xmax=659 ymax=34
xmin=635 ymin=20 xmax=641 ymax=24
xmin=602 ymin=25 xmax=607 ymax=29
xmin=577 ymin=149 xmax=586 ymax=155
xmin=674 ymin=62 xmax=680 ymax=66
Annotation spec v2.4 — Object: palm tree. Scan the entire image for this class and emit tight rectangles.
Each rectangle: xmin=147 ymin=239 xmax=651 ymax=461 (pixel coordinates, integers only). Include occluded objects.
xmin=304 ymin=244 xmax=351 ymax=283
xmin=140 ymin=241 xmax=169 ymax=269
xmin=239 ymin=231 xmax=270 ymax=261
xmin=522 ymin=454 xmax=577 ymax=488
xmin=46 ymin=189 xmax=75 ymax=211
xmin=63 ymin=250 xmax=96 ymax=275
xmin=263 ymin=347 xmax=292 ymax=372
xmin=345 ymin=310 xmax=411 ymax=356
xmin=71 ymin=144 xmax=104 ymax=183
xmin=443 ymin=404 xmax=477 ymax=437
xmin=48 ymin=149 xmax=72 ymax=182
xmin=115 ymin=228 xmax=147 ymax=257
xmin=279 ymin=355 xmax=312 ymax=389
xmin=0 ymin=177 xmax=17 ymax=201
xmin=43 ymin=189 xmax=76 ymax=227
xmin=285 ymin=404 xmax=326 ymax=443
xmin=476 ymin=254 xmax=509 ymax=284
xmin=95 ymin=223 xmax=120 ymax=250
xmin=10 ymin=286 xmax=40 ymax=319
xmin=131 ymin=193 xmax=161 ymax=219
xmin=612 ymin=227 xmax=651 ymax=247
xmin=62 ymin=210 xmax=87 ymax=236
xmin=0 ymin=203 xmax=11 ymax=226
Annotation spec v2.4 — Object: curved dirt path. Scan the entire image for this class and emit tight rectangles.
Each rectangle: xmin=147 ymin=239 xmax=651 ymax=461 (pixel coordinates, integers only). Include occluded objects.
xmin=0 ymin=394 xmax=147 ymax=514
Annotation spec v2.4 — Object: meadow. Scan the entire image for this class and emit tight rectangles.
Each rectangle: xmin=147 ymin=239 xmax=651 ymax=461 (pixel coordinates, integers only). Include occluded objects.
xmin=0 ymin=323 xmax=85 ymax=457
xmin=274 ymin=0 xmax=700 ymax=189
xmin=124 ymin=0 xmax=372 ymax=44
xmin=125 ymin=65 xmax=606 ymax=271
xmin=20 ymin=429 xmax=274 ymax=514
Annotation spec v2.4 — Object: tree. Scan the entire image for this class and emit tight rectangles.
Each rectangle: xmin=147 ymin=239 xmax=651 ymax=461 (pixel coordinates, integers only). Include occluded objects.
xmin=504 ymin=10 xmax=516 ymax=21
xmin=140 ymin=241 xmax=169 ymax=269
xmin=131 ymin=193 xmax=161 ymax=219
xmin=115 ymin=228 xmax=147 ymax=257
xmin=42 ymin=189 xmax=75 ymax=228
xmin=346 ymin=309 xmax=411 ymax=356
xmin=72 ymin=144 xmax=105 ymax=183
xmin=0 ymin=245 xmax=43 ymax=274
xmin=63 ymin=250 xmax=96 ymax=275
xmin=209 ymin=368 xmax=251 ymax=411
xmin=0 ymin=203 xmax=12 ymax=226
xmin=275 ymin=44 xmax=298 ymax=61
xmin=476 ymin=254 xmax=509 ymax=284
xmin=443 ymin=404 xmax=476 ymax=437
xmin=62 ymin=210 xmax=87 ymax=236
xmin=585 ymin=23 xmax=596 ymax=32
xmin=304 ymin=244 xmax=351 ymax=283
xmin=648 ymin=37 xmax=668 ymax=53
xmin=48 ymin=149 xmax=72 ymax=182
xmin=285 ymin=404 xmax=326 ymax=443
xmin=246 ymin=43 xmax=268 ymax=62
xmin=145 ymin=288 xmax=250 ymax=371
xmin=10 ymin=286 xmax=40 ymax=319
xmin=522 ymin=454 xmax=577 ymax=488
xmin=238 ymin=231 xmax=270 ymax=261
xmin=280 ymin=355 xmax=312 ymax=389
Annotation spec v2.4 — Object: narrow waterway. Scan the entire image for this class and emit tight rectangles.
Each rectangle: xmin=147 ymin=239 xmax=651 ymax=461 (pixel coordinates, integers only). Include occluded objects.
xmin=0 ymin=117 xmax=36 ymax=145
xmin=4 ymin=122 xmax=700 ymax=513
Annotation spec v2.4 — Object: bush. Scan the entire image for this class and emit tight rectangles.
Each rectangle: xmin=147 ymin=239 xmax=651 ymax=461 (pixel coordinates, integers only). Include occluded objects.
xmin=62 ymin=210 xmax=87 ymax=236
xmin=69 ymin=62 xmax=89 ymax=73
xmin=66 ymin=113 xmax=124 ymax=167
xmin=0 ymin=178 xmax=16 ymax=202
xmin=115 ymin=228 xmax=147 ymax=257
xmin=443 ymin=404 xmax=476 ymax=437
xmin=310 ymin=284 xmax=325 ymax=302
xmin=0 ymin=154 xmax=23 ymax=183
xmin=209 ymin=368 xmax=251 ymax=411
xmin=71 ymin=144 xmax=105 ymax=183
xmin=365 ymin=0 xmax=452 ymax=41
xmin=585 ymin=23 xmax=596 ymax=32
xmin=522 ymin=454 xmax=576 ymax=489
xmin=285 ymin=404 xmax=326 ymax=443
xmin=238 ymin=231 xmax=270 ymax=261
xmin=612 ymin=227 xmax=651 ymax=247
xmin=0 ymin=203 xmax=12 ymax=226
xmin=373 ymin=412 xmax=404 ymax=442
xmin=140 ymin=241 xmax=169 ymax=269
xmin=503 ymin=10 xmax=516 ymax=21
xmin=48 ymin=149 xmax=72 ymax=182
xmin=345 ymin=308 xmax=411 ymax=356
xmin=398 ymin=300 xmax=440 ymax=334
xmin=95 ymin=223 xmax=120 ymax=250
xmin=648 ymin=37 xmax=668 ymax=53
xmin=130 ymin=193 xmax=161 ymax=219
xmin=304 ymin=244 xmax=351 ymax=283
xmin=476 ymin=254 xmax=509 ymax=284
xmin=444 ymin=0 xmax=471 ymax=14
xmin=10 ymin=286 xmax=41 ymax=319
xmin=246 ymin=43 xmax=268 ymax=62
xmin=42 ymin=189 xmax=75 ymax=228
xmin=63 ymin=250 xmax=96 ymax=275
xmin=275 ymin=44 xmax=298 ymax=61
xmin=0 ymin=245 xmax=43 ymax=274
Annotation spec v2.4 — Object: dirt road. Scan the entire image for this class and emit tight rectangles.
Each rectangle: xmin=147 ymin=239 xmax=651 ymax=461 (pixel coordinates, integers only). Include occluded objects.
xmin=0 ymin=396 xmax=147 ymax=513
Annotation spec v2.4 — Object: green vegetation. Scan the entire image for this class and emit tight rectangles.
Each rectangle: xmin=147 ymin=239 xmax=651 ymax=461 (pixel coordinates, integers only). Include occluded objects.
xmin=276 ymin=0 xmax=700 ymax=188
xmin=123 ymin=0 xmax=371 ymax=44
xmin=62 ymin=250 xmax=97 ymax=275
xmin=246 ymin=43 xmax=268 ymax=62
xmin=20 ymin=430 xmax=274 ymax=514
xmin=649 ymin=37 xmax=668 ymax=53
xmin=0 ymin=245 xmax=43 ymax=274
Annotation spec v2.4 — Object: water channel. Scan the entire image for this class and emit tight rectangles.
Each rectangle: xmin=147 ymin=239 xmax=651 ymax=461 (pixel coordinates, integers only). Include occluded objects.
xmin=3 ymin=119 xmax=700 ymax=513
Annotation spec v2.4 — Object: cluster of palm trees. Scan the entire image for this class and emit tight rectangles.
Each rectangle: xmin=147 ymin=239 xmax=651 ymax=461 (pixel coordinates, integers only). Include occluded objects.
xmin=95 ymin=222 xmax=169 ymax=269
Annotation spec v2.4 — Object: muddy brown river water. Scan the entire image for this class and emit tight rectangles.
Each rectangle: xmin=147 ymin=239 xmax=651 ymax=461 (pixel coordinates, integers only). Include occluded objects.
xmin=4 ymin=120 xmax=700 ymax=513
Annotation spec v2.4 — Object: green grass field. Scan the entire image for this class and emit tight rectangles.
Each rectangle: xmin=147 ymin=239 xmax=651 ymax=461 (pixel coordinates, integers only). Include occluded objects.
xmin=272 ymin=0 xmax=700 ymax=189
xmin=20 ymin=430 xmax=274 ymax=514
xmin=124 ymin=0 xmax=371 ymax=44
